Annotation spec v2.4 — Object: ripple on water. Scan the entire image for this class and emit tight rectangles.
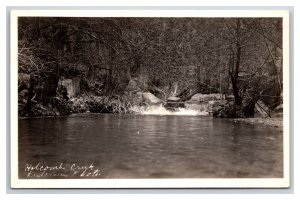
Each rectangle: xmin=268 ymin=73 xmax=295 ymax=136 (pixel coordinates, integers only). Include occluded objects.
xmin=18 ymin=114 xmax=283 ymax=178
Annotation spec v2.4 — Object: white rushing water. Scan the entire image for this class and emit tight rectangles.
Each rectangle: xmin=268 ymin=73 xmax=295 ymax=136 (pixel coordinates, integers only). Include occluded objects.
xmin=130 ymin=105 xmax=209 ymax=116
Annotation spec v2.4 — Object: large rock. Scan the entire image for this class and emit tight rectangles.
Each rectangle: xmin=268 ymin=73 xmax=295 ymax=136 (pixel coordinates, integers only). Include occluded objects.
xmin=254 ymin=100 xmax=270 ymax=118
xmin=132 ymin=92 xmax=144 ymax=105
xmin=126 ymin=79 xmax=141 ymax=92
xmin=18 ymin=73 xmax=30 ymax=92
xmin=142 ymin=92 xmax=164 ymax=105
xmin=165 ymin=96 xmax=184 ymax=110
xmin=185 ymin=103 xmax=208 ymax=112
xmin=274 ymin=104 xmax=283 ymax=112
xmin=59 ymin=77 xmax=80 ymax=98
xmin=271 ymin=104 xmax=283 ymax=117
xmin=188 ymin=93 xmax=222 ymax=103
xmin=136 ymin=74 xmax=148 ymax=91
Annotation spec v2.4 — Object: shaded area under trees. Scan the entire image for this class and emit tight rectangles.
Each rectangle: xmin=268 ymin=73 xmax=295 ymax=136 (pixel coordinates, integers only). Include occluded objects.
xmin=18 ymin=17 xmax=283 ymax=117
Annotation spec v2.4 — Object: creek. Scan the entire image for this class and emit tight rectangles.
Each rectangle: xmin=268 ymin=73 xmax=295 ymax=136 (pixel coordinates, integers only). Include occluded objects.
xmin=18 ymin=107 xmax=283 ymax=178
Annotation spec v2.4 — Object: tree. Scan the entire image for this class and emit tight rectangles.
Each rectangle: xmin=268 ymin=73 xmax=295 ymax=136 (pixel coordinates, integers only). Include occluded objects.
xmin=18 ymin=17 xmax=283 ymax=117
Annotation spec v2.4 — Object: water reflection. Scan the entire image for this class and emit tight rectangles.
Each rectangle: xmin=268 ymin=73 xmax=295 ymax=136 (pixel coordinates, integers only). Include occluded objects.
xmin=19 ymin=114 xmax=283 ymax=178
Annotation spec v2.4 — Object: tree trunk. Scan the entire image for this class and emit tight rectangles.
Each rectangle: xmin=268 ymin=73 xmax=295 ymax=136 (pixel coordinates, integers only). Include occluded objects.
xmin=41 ymin=68 xmax=60 ymax=105
xmin=231 ymin=77 xmax=242 ymax=105
xmin=104 ymin=49 xmax=116 ymax=94
xmin=230 ymin=19 xmax=242 ymax=106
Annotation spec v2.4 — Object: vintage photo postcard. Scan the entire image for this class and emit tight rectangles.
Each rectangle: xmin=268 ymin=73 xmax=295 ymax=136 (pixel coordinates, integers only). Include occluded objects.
xmin=10 ymin=10 xmax=290 ymax=188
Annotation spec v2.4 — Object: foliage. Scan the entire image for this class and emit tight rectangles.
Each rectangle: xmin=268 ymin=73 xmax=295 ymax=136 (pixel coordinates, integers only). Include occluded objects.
xmin=88 ymin=95 xmax=136 ymax=114
xmin=18 ymin=17 xmax=283 ymax=117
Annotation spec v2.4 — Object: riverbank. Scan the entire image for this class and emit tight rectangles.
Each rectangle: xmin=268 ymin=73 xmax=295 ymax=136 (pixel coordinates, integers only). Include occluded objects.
xmin=18 ymin=91 xmax=166 ymax=117
xmin=230 ymin=117 xmax=283 ymax=128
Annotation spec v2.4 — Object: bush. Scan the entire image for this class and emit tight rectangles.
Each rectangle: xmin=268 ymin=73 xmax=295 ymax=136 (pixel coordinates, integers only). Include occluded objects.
xmin=213 ymin=102 xmax=244 ymax=118
xmin=88 ymin=95 xmax=136 ymax=114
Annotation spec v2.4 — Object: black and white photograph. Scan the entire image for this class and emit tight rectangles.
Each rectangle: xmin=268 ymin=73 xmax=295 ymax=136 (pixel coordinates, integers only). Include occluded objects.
xmin=10 ymin=10 xmax=290 ymax=188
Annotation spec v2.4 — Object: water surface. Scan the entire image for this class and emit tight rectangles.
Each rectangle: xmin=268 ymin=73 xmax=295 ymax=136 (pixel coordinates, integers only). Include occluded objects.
xmin=18 ymin=113 xmax=283 ymax=178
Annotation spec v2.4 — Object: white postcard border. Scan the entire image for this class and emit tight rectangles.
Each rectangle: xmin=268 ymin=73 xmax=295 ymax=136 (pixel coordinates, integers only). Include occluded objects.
xmin=10 ymin=9 xmax=290 ymax=188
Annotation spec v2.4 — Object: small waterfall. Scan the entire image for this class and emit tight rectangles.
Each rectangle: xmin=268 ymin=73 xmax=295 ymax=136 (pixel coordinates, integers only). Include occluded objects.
xmin=130 ymin=104 xmax=209 ymax=116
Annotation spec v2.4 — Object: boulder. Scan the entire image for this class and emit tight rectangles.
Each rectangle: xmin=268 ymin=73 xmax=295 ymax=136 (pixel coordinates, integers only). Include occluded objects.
xmin=165 ymin=96 xmax=184 ymax=110
xmin=59 ymin=77 xmax=80 ymax=98
xmin=271 ymin=104 xmax=283 ymax=117
xmin=126 ymin=79 xmax=140 ymax=92
xmin=188 ymin=93 xmax=223 ymax=103
xmin=189 ymin=93 xmax=204 ymax=102
xmin=254 ymin=100 xmax=270 ymax=118
xmin=274 ymin=104 xmax=283 ymax=112
xmin=185 ymin=103 xmax=208 ymax=112
xmin=142 ymin=92 xmax=164 ymax=105
xmin=18 ymin=73 xmax=30 ymax=92
xmin=136 ymin=74 xmax=148 ymax=91
xmin=132 ymin=92 xmax=144 ymax=105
